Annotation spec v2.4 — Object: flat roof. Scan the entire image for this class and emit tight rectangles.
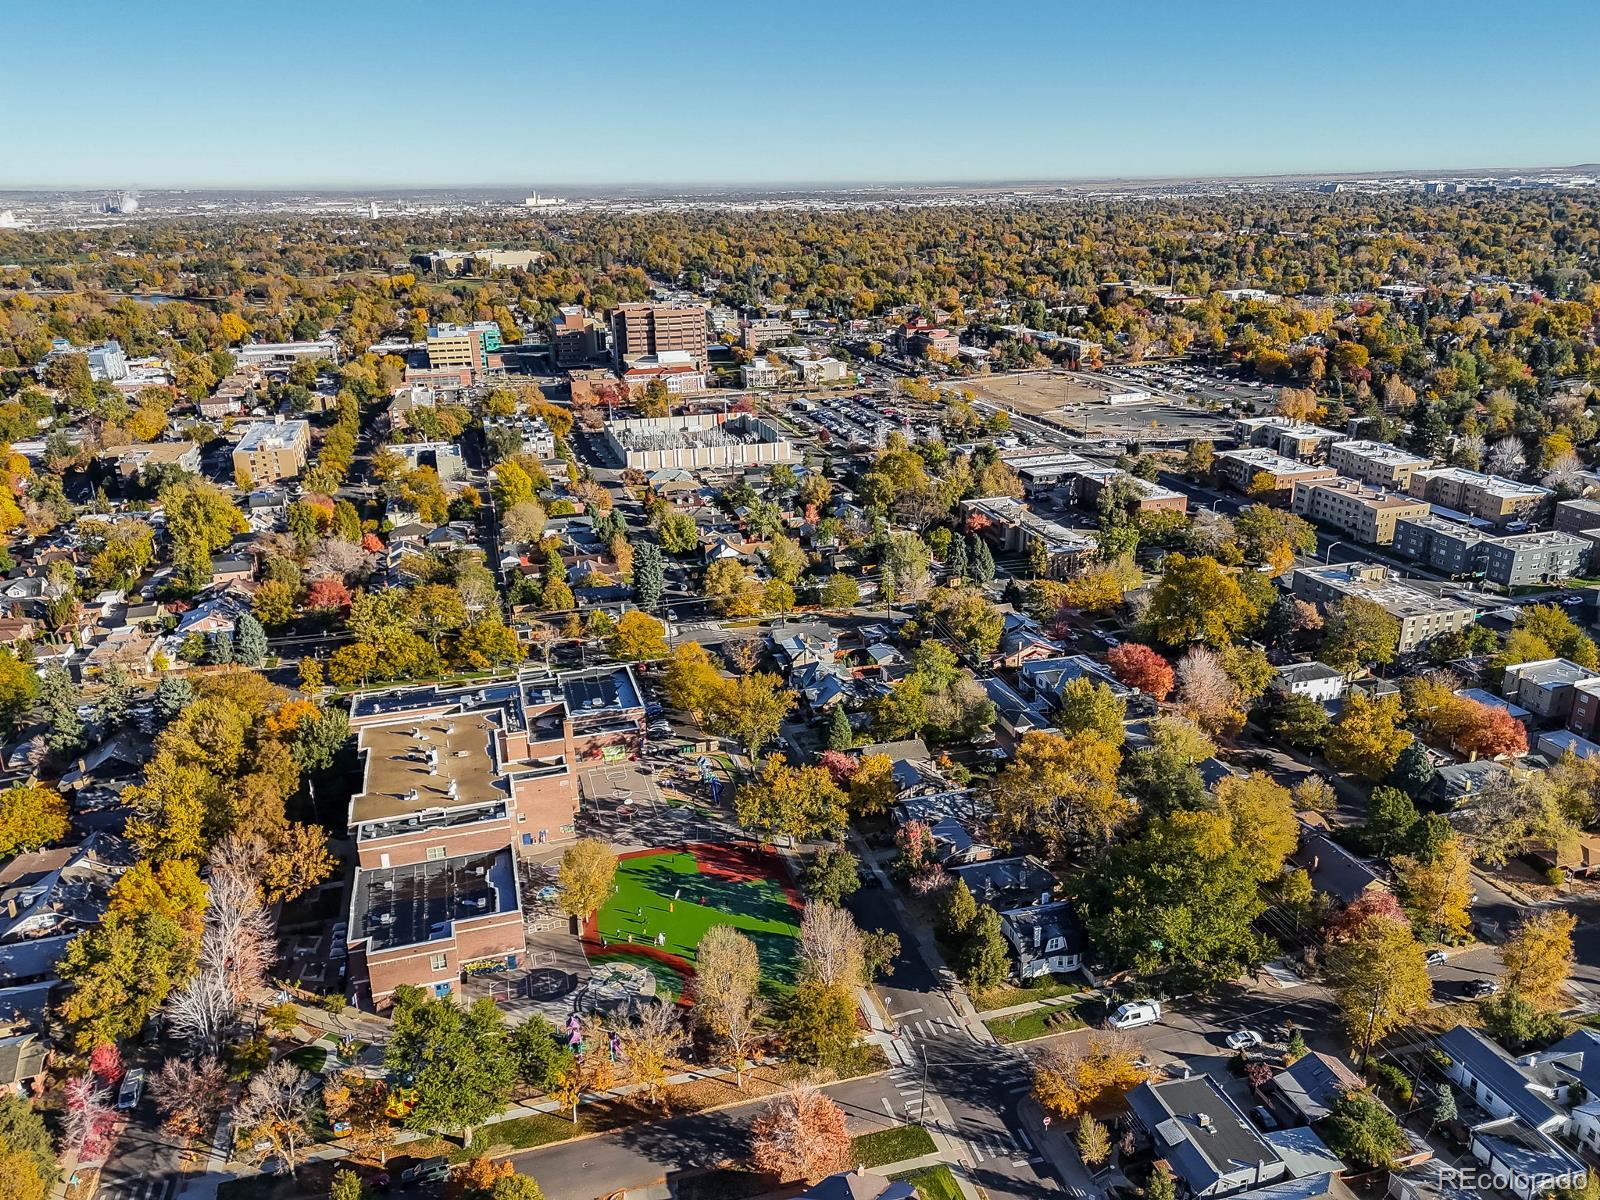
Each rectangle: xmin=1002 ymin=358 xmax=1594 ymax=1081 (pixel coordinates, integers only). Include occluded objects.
xmin=235 ymin=420 xmax=309 ymax=451
xmin=355 ymin=712 xmax=507 ymax=824
xmin=1297 ymin=476 xmax=1428 ymax=510
xmin=1217 ymin=447 xmax=1333 ymax=474
xmin=1413 ymin=467 xmax=1552 ymax=501
xmin=1330 ymin=439 xmax=1433 ymax=467
xmin=350 ymin=846 xmax=518 ymax=953
xmin=560 ymin=666 xmax=643 ymax=716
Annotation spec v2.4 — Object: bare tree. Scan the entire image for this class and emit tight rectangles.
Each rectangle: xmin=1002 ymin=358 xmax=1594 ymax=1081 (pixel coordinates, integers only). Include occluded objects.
xmin=204 ymin=850 xmax=276 ymax=1002
xmin=749 ymin=1085 xmax=851 ymax=1183
xmin=798 ymin=901 xmax=864 ymax=991
xmin=1175 ymin=647 xmax=1240 ymax=736
xmin=1486 ymin=437 xmax=1526 ymax=477
xmin=693 ymin=925 xmax=766 ymax=1087
xmin=62 ymin=1075 xmax=118 ymax=1162
xmin=1543 ymin=451 xmax=1584 ymax=493
xmin=165 ymin=967 xmax=237 ymax=1056
xmin=151 ymin=1055 xmax=228 ymax=1137
xmin=232 ymin=1060 xmax=314 ymax=1176
xmin=306 ymin=536 xmax=376 ymax=582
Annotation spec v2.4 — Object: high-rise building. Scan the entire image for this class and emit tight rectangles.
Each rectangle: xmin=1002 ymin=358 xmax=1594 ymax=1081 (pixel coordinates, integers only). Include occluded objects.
xmin=609 ymin=303 xmax=708 ymax=371
xmin=426 ymin=322 xmax=502 ymax=379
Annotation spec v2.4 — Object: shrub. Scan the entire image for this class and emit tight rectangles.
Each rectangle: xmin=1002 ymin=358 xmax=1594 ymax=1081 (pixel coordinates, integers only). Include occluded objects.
xmin=1369 ymin=1061 xmax=1414 ymax=1105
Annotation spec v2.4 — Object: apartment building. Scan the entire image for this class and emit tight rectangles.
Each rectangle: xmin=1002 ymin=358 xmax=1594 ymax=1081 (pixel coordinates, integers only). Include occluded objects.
xmin=1290 ymin=562 xmax=1476 ymax=652
xmin=1501 ymin=658 xmax=1596 ymax=721
xmin=105 ymin=439 xmax=201 ymax=480
xmin=1392 ymin=514 xmax=1491 ymax=577
xmin=1480 ymin=531 xmax=1588 ymax=589
xmin=231 ymin=418 xmax=311 ymax=483
xmin=426 ymin=322 xmax=502 ymax=379
xmin=549 ymin=307 xmax=604 ymax=367
xmin=959 ymin=496 xmax=1097 ymax=578
xmin=1327 ymin=440 xmax=1433 ymax=490
xmin=1071 ymin=466 xmax=1188 ymax=515
xmin=344 ymin=667 xmax=645 ymax=1007
xmin=1213 ymin=447 xmax=1336 ymax=496
xmin=36 ymin=337 xmax=129 ymax=382
xmin=609 ymin=303 xmax=708 ymax=371
xmin=1291 ymin=476 xmax=1430 ymax=545
xmin=1407 ymin=467 xmax=1552 ymax=527
xmin=1554 ymin=498 xmax=1600 ymax=536
xmin=1232 ymin=416 xmax=1345 ymax=462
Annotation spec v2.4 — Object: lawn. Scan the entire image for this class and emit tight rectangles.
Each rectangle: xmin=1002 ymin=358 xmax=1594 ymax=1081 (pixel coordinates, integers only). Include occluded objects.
xmin=984 ymin=1002 xmax=1085 ymax=1044
xmin=585 ymin=843 xmax=803 ymax=997
xmin=892 ymin=1165 xmax=964 ymax=1200
xmin=451 ymin=1112 xmax=585 ymax=1161
xmin=972 ymin=974 xmax=1083 ymax=1013
xmin=850 ymin=1124 xmax=937 ymax=1168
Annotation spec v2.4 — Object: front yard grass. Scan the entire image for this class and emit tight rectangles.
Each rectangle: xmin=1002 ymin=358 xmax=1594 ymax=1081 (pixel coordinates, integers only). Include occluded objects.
xmin=984 ymin=1003 xmax=1085 ymax=1044
xmin=892 ymin=1164 xmax=964 ymax=1200
xmin=972 ymin=974 xmax=1083 ymax=1013
xmin=850 ymin=1124 xmax=936 ymax=1168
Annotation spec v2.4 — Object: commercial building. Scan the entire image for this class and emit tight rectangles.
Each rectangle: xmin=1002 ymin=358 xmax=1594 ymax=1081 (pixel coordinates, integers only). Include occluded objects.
xmin=1232 ymin=416 xmax=1346 ymax=462
xmin=1213 ymin=448 xmax=1336 ymax=496
xmin=896 ymin=319 xmax=960 ymax=359
xmin=233 ymin=339 xmax=341 ymax=367
xmin=604 ymin=413 xmax=795 ymax=471
xmin=426 ymin=322 xmax=502 ymax=379
xmin=36 ymin=337 xmax=129 ymax=382
xmin=1407 ymin=467 xmax=1552 ymax=527
xmin=1327 ymin=440 xmax=1434 ymax=490
xmin=959 ymin=497 xmax=1098 ymax=578
xmin=609 ymin=303 xmax=708 ymax=371
xmin=345 ymin=667 xmax=644 ymax=1006
xmin=1290 ymin=562 xmax=1476 ymax=652
xmin=1005 ymin=452 xmax=1095 ymax=499
xmin=391 ymin=441 xmax=466 ymax=483
xmin=1480 ymin=531 xmax=1588 ymax=589
xmin=621 ymin=351 xmax=706 ymax=395
xmin=739 ymin=318 xmax=794 ymax=350
xmin=741 ymin=360 xmax=783 ymax=389
xmin=1291 ymin=476 xmax=1430 ymax=545
xmin=549 ymin=307 xmax=604 ymax=366
xmin=232 ymin=418 xmax=311 ymax=483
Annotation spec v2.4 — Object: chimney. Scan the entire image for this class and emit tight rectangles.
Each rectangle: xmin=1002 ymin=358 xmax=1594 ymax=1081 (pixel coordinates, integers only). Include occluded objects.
xmin=1034 ymin=923 xmax=1042 ymax=949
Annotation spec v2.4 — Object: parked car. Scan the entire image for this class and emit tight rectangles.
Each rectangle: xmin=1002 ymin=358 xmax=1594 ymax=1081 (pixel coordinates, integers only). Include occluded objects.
xmin=117 ymin=1068 xmax=146 ymax=1111
xmin=1470 ymin=978 xmax=1500 ymax=997
xmin=1426 ymin=950 xmax=1449 ymax=966
xmin=1250 ymin=1105 xmax=1281 ymax=1131
xmin=400 ymin=1157 xmax=451 ymax=1186
xmin=1225 ymin=1029 xmax=1264 ymax=1051
xmin=1107 ymin=999 xmax=1162 ymax=1030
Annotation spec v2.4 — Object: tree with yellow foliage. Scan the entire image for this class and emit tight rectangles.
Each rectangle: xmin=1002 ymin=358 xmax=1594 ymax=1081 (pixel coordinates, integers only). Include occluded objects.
xmin=1325 ymin=691 xmax=1413 ymax=781
xmin=1500 ymin=911 xmax=1575 ymax=1011
xmin=0 ymin=781 xmax=68 ymax=857
xmin=1214 ymin=772 xmax=1299 ymax=882
xmin=1393 ymin=835 xmax=1474 ymax=944
xmin=991 ymin=730 xmax=1129 ymax=857
xmin=1325 ymin=914 xmax=1431 ymax=1065
xmin=218 ymin=312 xmax=251 ymax=344
xmin=1031 ymin=1033 xmax=1149 ymax=1119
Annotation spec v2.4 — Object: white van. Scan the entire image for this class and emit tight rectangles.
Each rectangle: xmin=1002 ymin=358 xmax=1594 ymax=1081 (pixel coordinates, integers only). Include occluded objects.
xmin=1107 ymin=999 xmax=1163 ymax=1029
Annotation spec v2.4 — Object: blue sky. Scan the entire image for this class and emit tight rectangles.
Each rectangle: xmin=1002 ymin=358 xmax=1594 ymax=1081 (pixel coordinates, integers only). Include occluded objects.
xmin=4 ymin=0 xmax=1596 ymax=187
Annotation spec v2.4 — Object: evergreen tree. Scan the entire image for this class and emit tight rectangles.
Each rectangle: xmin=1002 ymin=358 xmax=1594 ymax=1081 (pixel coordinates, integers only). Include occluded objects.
xmin=37 ymin=667 xmax=83 ymax=754
xmin=957 ymin=905 xmax=1010 ymax=989
xmin=633 ymin=542 xmax=665 ymax=611
xmin=234 ymin=613 xmax=269 ymax=667
xmin=153 ymin=675 xmax=193 ymax=721
xmin=947 ymin=536 xmax=968 ymax=582
xmin=1433 ymin=1085 xmax=1457 ymax=1127
xmin=93 ymin=665 xmax=138 ymax=727
xmin=208 ymin=631 xmax=234 ymax=665
xmin=827 ymin=706 xmax=853 ymax=751
xmin=970 ymin=537 xmax=996 ymax=584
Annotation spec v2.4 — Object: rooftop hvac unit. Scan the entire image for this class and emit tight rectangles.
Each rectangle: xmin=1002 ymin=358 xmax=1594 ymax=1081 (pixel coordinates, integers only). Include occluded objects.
xmin=446 ymin=780 xmax=458 ymax=798
xmin=376 ymin=912 xmax=394 ymax=924
xmin=455 ymin=750 xmax=470 ymax=758
xmin=472 ymin=897 xmax=488 ymax=909
xmin=410 ymin=727 xmax=424 ymax=739
xmin=473 ymin=866 xmax=487 ymax=877
xmin=405 ymin=789 xmax=419 ymax=802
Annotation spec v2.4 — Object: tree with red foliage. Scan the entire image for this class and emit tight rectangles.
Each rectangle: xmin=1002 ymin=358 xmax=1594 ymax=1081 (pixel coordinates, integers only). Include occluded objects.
xmin=1453 ymin=702 xmax=1528 ymax=760
xmin=360 ymin=533 xmax=384 ymax=553
xmin=817 ymin=750 xmax=859 ymax=785
xmin=305 ymin=576 xmax=353 ymax=616
xmin=964 ymin=510 xmax=992 ymax=535
xmin=1107 ymin=643 xmax=1175 ymax=701
xmin=1324 ymin=889 xmax=1409 ymax=944
xmin=63 ymin=1074 xmax=118 ymax=1161
xmin=749 ymin=1085 xmax=851 ymax=1183
xmin=88 ymin=1042 xmax=123 ymax=1088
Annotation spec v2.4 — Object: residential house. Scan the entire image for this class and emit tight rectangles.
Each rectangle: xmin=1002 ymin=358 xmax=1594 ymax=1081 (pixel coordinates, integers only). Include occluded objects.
xmin=1290 ymin=825 xmax=1387 ymax=907
xmin=1272 ymin=663 xmax=1345 ymax=705
xmin=1129 ymin=1073 xmax=1289 ymax=1197
xmin=800 ymin=1168 xmax=915 ymax=1200
xmin=1266 ymin=1052 xmax=1364 ymax=1125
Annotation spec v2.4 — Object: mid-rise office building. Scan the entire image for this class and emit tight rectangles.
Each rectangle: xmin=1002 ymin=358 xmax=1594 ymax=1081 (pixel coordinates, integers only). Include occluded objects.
xmin=426 ymin=322 xmax=502 ymax=379
xmin=739 ymin=318 xmax=795 ymax=350
xmin=549 ymin=307 xmax=604 ymax=367
xmin=1290 ymin=562 xmax=1476 ymax=652
xmin=609 ymin=303 xmax=708 ymax=371
xmin=1327 ymin=440 xmax=1434 ymax=490
xmin=232 ymin=418 xmax=311 ymax=482
xmin=1291 ymin=476 xmax=1430 ymax=545
xmin=1407 ymin=467 xmax=1551 ymax=527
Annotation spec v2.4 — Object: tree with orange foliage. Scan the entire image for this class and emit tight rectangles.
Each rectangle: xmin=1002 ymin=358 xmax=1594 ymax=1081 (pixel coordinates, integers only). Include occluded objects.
xmin=1454 ymin=702 xmax=1528 ymax=760
xmin=1323 ymin=889 xmax=1409 ymax=943
xmin=749 ymin=1086 xmax=851 ymax=1183
xmin=1106 ymin=643 xmax=1174 ymax=701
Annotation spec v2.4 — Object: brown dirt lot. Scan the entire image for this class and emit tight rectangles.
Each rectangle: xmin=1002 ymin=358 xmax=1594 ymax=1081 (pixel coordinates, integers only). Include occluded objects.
xmin=956 ymin=372 xmax=1112 ymax=416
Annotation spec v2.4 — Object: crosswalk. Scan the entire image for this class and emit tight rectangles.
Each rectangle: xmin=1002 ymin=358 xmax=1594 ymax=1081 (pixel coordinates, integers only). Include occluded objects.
xmin=886 ymin=1066 xmax=929 ymax=1122
xmin=896 ymin=1015 xmax=980 ymax=1042
xmin=97 ymin=1176 xmax=177 ymax=1200
xmin=962 ymin=1121 xmax=1045 ymax=1168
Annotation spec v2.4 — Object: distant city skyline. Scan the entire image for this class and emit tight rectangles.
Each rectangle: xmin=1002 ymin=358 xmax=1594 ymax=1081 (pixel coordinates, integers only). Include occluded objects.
xmin=5 ymin=0 xmax=1597 ymax=188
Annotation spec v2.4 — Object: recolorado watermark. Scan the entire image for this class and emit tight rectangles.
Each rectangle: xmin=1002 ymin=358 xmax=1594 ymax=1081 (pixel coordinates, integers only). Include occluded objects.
xmin=1433 ymin=1164 xmax=1587 ymax=1192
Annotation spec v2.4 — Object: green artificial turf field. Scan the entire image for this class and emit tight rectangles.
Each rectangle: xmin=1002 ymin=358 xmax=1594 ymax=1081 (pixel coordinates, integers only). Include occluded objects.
xmin=585 ymin=845 xmax=802 ymax=995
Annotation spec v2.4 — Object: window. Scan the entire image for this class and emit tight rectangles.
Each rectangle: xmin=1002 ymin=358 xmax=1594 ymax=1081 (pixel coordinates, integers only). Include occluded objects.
xmin=425 ymin=846 xmax=446 ymax=862
xmin=429 ymin=953 xmax=447 ymax=972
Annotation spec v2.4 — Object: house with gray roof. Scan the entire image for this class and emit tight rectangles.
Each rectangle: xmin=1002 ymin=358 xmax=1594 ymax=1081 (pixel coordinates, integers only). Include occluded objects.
xmin=1129 ymin=1074 xmax=1289 ymax=1197
xmin=1267 ymin=1052 xmax=1363 ymax=1125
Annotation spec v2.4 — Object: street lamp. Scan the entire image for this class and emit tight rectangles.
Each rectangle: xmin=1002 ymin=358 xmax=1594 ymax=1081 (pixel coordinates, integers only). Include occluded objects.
xmin=1323 ymin=541 xmax=1345 ymax=564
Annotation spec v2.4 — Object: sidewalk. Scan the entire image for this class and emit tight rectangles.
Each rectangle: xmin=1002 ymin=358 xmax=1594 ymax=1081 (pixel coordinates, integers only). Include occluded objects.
xmin=1015 ymin=1096 xmax=1108 ymax=1200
